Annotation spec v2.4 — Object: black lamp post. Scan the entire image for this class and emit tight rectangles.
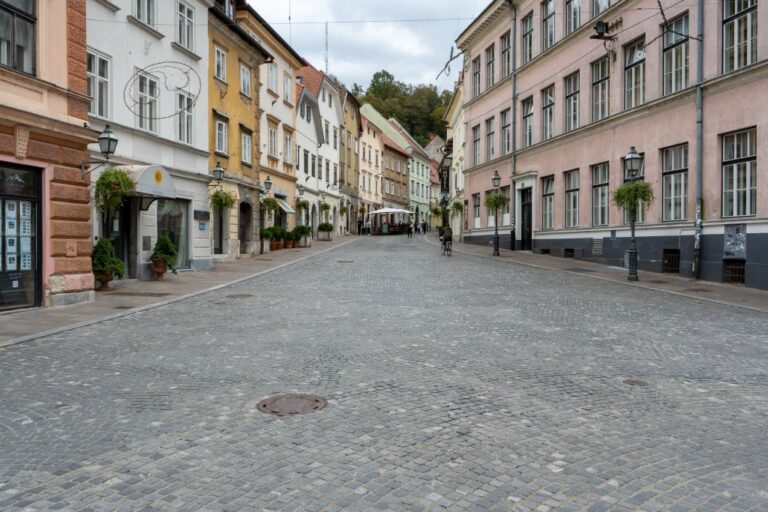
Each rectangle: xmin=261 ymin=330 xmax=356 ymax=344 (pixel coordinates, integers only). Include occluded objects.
xmin=624 ymin=147 xmax=642 ymax=281
xmin=491 ymin=170 xmax=501 ymax=256
xmin=263 ymin=176 xmax=272 ymax=194
xmin=211 ymin=161 xmax=225 ymax=182
xmin=81 ymin=124 xmax=119 ymax=177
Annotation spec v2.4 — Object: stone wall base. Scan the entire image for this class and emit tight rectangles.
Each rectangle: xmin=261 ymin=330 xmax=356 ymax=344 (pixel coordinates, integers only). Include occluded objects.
xmin=50 ymin=290 xmax=94 ymax=307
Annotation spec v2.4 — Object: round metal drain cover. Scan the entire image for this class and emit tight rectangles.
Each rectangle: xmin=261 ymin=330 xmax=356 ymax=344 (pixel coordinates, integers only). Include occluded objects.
xmin=226 ymin=294 xmax=254 ymax=299
xmin=257 ymin=394 xmax=327 ymax=417
xmin=623 ymin=379 xmax=648 ymax=387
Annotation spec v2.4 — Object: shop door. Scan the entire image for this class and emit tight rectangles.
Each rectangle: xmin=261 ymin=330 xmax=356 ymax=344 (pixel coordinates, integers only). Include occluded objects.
xmin=520 ymin=188 xmax=533 ymax=251
xmin=157 ymin=199 xmax=190 ymax=269
xmin=0 ymin=166 xmax=41 ymax=311
xmin=103 ymin=200 xmax=132 ymax=276
xmin=238 ymin=202 xmax=251 ymax=254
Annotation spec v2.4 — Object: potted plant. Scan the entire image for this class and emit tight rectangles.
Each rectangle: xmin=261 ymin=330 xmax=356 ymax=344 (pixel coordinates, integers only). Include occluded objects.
xmin=260 ymin=227 xmax=273 ymax=253
xmin=95 ymin=167 xmax=134 ymax=215
xmin=318 ymin=222 xmax=334 ymax=241
xmin=430 ymin=205 xmax=442 ymax=217
xmin=149 ymin=234 xmax=178 ymax=280
xmin=91 ymin=239 xmax=124 ymax=291
xmin=296 ymin=225 xmax=312 ymax=247
xmin=210 ymin=189 xmax=236 ymax=209
xmin=271 ymin=226 xmax=285 ymax=250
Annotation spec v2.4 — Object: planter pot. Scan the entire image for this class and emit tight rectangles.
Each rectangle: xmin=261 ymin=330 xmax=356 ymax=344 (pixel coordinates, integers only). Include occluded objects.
xmin=151 ymin=258 xmax=168 ymax=280
xmin=299 ymin=236 xmax=311 ymax=248
xmin=318 ymin=231 xmax=332 ymax=241
xmin=94 ymin=271 xmax=113 ymax=291
xmin=269 ymin=240 xmax=278 ymax=251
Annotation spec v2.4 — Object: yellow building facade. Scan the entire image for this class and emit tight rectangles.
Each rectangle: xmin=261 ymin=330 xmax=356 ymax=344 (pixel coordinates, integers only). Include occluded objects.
xmin=208 ymin=4 xmax=271 ymax=260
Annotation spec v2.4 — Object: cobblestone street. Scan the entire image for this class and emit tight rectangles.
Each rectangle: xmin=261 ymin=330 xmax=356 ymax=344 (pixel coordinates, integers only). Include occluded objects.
xmin=1 ymin=236 xmax=767 ymax=511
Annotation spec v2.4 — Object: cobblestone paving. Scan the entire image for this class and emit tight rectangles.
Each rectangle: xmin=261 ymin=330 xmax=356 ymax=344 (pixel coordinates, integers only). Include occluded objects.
xmin=1 ymin=236 xmax=767 ymax=511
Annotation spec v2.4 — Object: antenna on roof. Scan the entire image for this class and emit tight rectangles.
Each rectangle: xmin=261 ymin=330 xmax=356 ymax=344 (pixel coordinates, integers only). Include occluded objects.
xmin=288 ymin=0 xmax=292 ymax=44
xmin=325 ymin=21 xmax=329 ymax=74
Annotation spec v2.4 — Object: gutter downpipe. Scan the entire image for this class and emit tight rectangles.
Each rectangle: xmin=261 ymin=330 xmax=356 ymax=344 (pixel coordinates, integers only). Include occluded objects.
xmin=692 ymin=0 xmax=704 ymax=277
xmin=507 ymin=0 xmax=517 ymax=250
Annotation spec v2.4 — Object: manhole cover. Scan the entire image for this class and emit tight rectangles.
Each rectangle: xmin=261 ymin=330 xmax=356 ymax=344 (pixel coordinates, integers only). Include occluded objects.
xmin=623 ymin=379 xmax=648 ymax=387
xmin=257 ymin=394 xmax=327 ymax=417
xmin=337 ymin=260 xmax=354 ymax=263
xmin=226 ymin=294 xmax=254 ymax=299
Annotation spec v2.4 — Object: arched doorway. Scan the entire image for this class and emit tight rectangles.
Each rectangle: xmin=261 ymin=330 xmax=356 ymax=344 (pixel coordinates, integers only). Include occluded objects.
xmin=238 ymin=202 xmax=252 ymax=255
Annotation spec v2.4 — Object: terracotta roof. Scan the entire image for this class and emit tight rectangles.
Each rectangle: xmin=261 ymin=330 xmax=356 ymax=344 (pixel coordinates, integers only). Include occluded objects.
xmin=430 ymin=162 xmax=440 ymax=185
xmin=297 ymin=64 xmax=324 ymax=98
xmin=295 ymin=82 xmax=304 ymax=105
xmin=381 ymin=133 xmax=410 ymax=158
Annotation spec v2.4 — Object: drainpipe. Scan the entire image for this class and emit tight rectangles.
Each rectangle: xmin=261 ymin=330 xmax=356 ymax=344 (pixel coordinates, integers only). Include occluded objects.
xmin=506 ymin=0 xmax=517 ymax=250
xmin=691 ymin=0 xmax=704 ymax=277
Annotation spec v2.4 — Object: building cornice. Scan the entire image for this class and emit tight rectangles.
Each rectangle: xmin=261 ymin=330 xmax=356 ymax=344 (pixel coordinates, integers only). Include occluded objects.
xmin=456 ymin=0 xmax=513 ymax=51
xmin=0 ymin=104 xmax=97 ymax=144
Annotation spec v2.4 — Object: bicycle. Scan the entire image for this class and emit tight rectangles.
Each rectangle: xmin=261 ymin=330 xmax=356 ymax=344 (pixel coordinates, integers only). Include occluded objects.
xmin=441 ymin=237 xmax=452 ymax=256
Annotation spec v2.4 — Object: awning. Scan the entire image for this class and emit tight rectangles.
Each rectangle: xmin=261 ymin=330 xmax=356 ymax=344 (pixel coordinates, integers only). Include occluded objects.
xmin=276 ymin=198 xmax=295 ymax=213
xmin=117 ymin=165 xmax=177 ymax=210
xmin=369 ymin=207 xmax=413 ymax=215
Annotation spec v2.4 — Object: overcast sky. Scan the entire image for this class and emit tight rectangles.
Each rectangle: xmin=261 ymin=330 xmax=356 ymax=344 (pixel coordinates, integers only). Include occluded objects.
xmin=246 ymin=0 xmax=489 ymax=93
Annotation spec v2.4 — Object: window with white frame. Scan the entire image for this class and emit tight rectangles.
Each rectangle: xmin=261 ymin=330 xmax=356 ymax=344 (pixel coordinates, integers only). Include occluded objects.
xmin=501 ymin=186 xmax=510 ymax=222
xmin=240 ymin=64 xmax=251 ymax=96
xmin=283 ymin=72 xmax=292 ymax=103
xmin=722 ymin=128 xmax=757 ymax=217
xmin=137 ymin=73 xmax=158 ymax=132
xmin=662 ymin=144 xmax=688 ymax=221
xmin=591 ymin=163 xmax=609 ymax=226
xmin=564 ymin=72 xmax=579 ymax=132
xmin=593 ymin=0 xmax=609 ymax=17
xmin=566 ymin=0 xmax=580 ymax=35
xmin=592 ymin=57 xmax=609 ymax=121
xmin=723 ymin=0 xmax=757 ymax=73
xmin=542 ymin=0 xmax=555 ymax=51
xmin=284 ymin=135 xmax=293 ymax=164
xmin=522 ymin=97 xmax=533 ymax=148
xmin=311 ymin=155 xmax=316 ymax=177
xmin=472 ymin=57 xmax=481 ymax=97
xmin=241 ymin=130 xmax=252 ymax=164
xmin=485 ymin=117 xmax=495 ymax=161
xmin=135 ymin=0 xmax=155 ymax=26
xmin=522 ymin=14 xmax=533 ymax=64
xmin=214 ymin=47 xmax=226 ymax=81
xmin=333 ymin=127 xmax=338 ymax=149
xmin=542 ymin=85 xmax=554 ymax=141
xmin=472 ymin=125 xmax=480 ymax=165
xmin=624 ymin=38 xmax=645 ymax=109
xmin=87 ymin=51 xmax=109 ymax=118
xmin=0 ymin=0 xmax=35 ymax=74
xmin=268 ymin=62 xmax=277 ymax=92
xmin=268 ymin=127 xmax=277 ymax=157
xmin=501 ymin=31 xmax=512 ymax=77
xmin=565 ymin=170 xmax=579 ymax=228
xmin=473 ymin=193 xmax=481 ymax=223
xmin=177 ymin=1 xmax=194 ymax=50
xmin=215 ymin=118 xmax=228 ymax=154
xmin=664 ymin=15 xmax=689 ymax=95
xmin=542 ymin=176 xmax=554 ymax=229
xmin=177 ymin=91 xmax=193 ymax=144
xmin=486 ymin=44 xmax=495 ymax=89
xmin=501 ymin=109 xmax=511 ymax=155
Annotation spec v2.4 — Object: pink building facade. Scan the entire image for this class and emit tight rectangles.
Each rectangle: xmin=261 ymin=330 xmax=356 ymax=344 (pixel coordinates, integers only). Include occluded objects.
xmin=458 ymin=0 xmax=767 ymax=288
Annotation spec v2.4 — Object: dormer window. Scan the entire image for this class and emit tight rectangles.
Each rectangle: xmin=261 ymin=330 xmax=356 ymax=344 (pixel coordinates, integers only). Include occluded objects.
xmin=215 ymin=0 xmax=234 ymax=17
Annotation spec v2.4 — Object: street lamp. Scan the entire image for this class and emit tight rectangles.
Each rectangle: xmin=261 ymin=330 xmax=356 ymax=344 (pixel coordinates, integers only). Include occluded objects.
xmin=263 ymin=176 xmax=272 ymax=193
xmin=624 ymin=147 xmax=642 ymax=281
xmin=211 ymin=161 xmax=225 ymax=182
xmin=491 ymin=170 xmax=501 ymax=256
xmin=81 ymin=124 xmax=119 ymax=177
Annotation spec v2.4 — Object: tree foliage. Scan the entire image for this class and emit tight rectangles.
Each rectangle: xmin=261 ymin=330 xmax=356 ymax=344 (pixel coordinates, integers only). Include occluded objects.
xmin=485 ymin=193 xmax=509 ymax=211
xmin=361 ymin=69 xmax=450 ymax=146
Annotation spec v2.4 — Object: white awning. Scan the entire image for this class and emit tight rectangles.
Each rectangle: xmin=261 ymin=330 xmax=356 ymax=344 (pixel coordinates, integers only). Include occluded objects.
xmin=276 ymin=198 xmax=295 ymax=213
xmin=369 ymin=207 xmax=413 ymax=215
xmin=119 ymin=165 xmax=177 ymax=199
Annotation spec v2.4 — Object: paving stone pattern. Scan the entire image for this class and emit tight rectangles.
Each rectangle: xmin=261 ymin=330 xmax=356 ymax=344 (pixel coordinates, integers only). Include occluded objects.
xmin=1 ymin=236 xmax=767 ymax=511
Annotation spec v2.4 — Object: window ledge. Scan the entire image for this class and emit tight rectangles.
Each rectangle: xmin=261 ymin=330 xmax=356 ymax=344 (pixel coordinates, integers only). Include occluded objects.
xmin=94 ymin=0 xmax=120 ymax=11
xmin=171 ymin=42 xmax=201 ymax=61
xmin=215 ymin=151 xmax=229 ymax=158
xmin=267 ymin=88 xmax=279 ymax=99
xmin=214 ymin=77 xmax=228 ymax=87
xmin=127 ymin=15 xmax=165 ymax=40
xmin=283 ymin=99 xmax=294 ymax=108
xmin=241 ymin=161 xmax=253 ymax=167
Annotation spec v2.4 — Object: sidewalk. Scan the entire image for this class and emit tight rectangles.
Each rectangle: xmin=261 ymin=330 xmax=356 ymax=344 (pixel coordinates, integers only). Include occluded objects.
xmin=0 ymin=237 xmax=358 ymax=347
xmin=425 ymin=234 xmax=768 ymax=314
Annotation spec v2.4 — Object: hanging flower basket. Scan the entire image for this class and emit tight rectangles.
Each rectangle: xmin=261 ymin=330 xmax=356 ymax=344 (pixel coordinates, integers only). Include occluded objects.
xmin=262 ymin=197 xmax=278 ymax=211
xmin=94 ymin=168 xmax=135 ymax=214
xmin=451 ymin=201 xmax=464 ymax=213
xmin=295 ymin=199 xmax=310 ymax=211
xmin=210 ymin=189 xmax=236 ymax=209
xmin=339 ymin=206 xmax=348 ymax=216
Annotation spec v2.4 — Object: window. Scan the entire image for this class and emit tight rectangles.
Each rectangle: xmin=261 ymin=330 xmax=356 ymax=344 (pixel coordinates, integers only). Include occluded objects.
xmin=564 ymin=72 xmax=579 ymax=132
xmin=542 ymin=86 xmax=554 ymax=141
xmin=542 ymin=0 xmax=555 ymax=51
xmin=329 ymin=93 xmax=333 ymax=108
xmin=325 ymin=160 xmax=330 ymax=182
xmin=305 ymin=103 xmax=311 ymax=123
xmin=322 ymin=88 xmax=326 ymax=102
xmin=472 ymin=57 xmax=481 ymax=97
xmin=268 ymin=127 xmax=276 ymax=157
xmin=283 ymin=135 xmax=293 ymax=164
xmin=522 ymin=97 xmax=533 ymax=148
xmin=501 ymin=109 xmax=511 ymax=155
xmin=566 ymin=0 xmax=580 ymax=35
xmin=323 ymin=122 xmax=329 ymax=144
xmin=486 ymin=44 xmax=495 ymax=89
xmin=472 ymin=125 xmax=481 ymax=165
xmin=0 ymin=0 xmax=35 ymax=74
xmin=591 ymin=163 xmax=609 ymax=226
xmin=624 ymin=38 xmax=645 ymax=109
xmin=137 ymin=73 xmax=158 ymax=132
xmin=593 ymin=0 xmax=609 ymax=17
xmin=722 ymin=128 xmax=756 ymax=217
xmin=177 ymin=91 xmax=193 ymax=144
xmin=311 ymin=155 xmax=316 ymax=177
xmin=592 ymin=57 xmax=609 ymax=121
xmin=87 ymin=51 xmax=109 ymax=118
xmin=542 ymin=177 xmax=554 ymax=230
xmin=268 ymin=62 xmax=277 ymax=92
xmin=240 ymin=64 xmax=251 ymax=96
xmin=501 ymin=31 xmax=512 ymax=77
xmin=177 ymin=1 xmax=194 ymax=50
xmin=333 ymin=127 xmax=338 ymax=149
xmin=565 ymin=170 xmax=579 ymax=228
xmin=214 ymin=47 xmax=226 ymax=81
xmin=485 ymin=118 xmax=495 ymax=161
xmin=662 ymin=144 xmax=688 ymax=221
xmin=522 ymin=14 xmax=534 ymax=64
xmin=333 ymin=163 xmax=337 ymax=184
xmin=723 ymin=0 xmax=757 ymax=73
xmin=241 ymin=130 xmax=252 ymax=165
xmin=283 ymin=72 xmax=292 ymax=103
xmin=215 ymin=118 xmax=228 ymax=154
xmin=135 ymin=0 xmax=155 ymax=26
xmin=664 ymin=15 xmax=689 ymax=95
xmin=303 ymin=150 xmax=309 ymax=173
xmin=473 ymin=194 xmax=481 ymax=224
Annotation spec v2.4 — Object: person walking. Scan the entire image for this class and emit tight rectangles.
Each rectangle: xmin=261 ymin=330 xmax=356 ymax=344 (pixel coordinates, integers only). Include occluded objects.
xmin=407 ymin=222 xmax=413 ymax=238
